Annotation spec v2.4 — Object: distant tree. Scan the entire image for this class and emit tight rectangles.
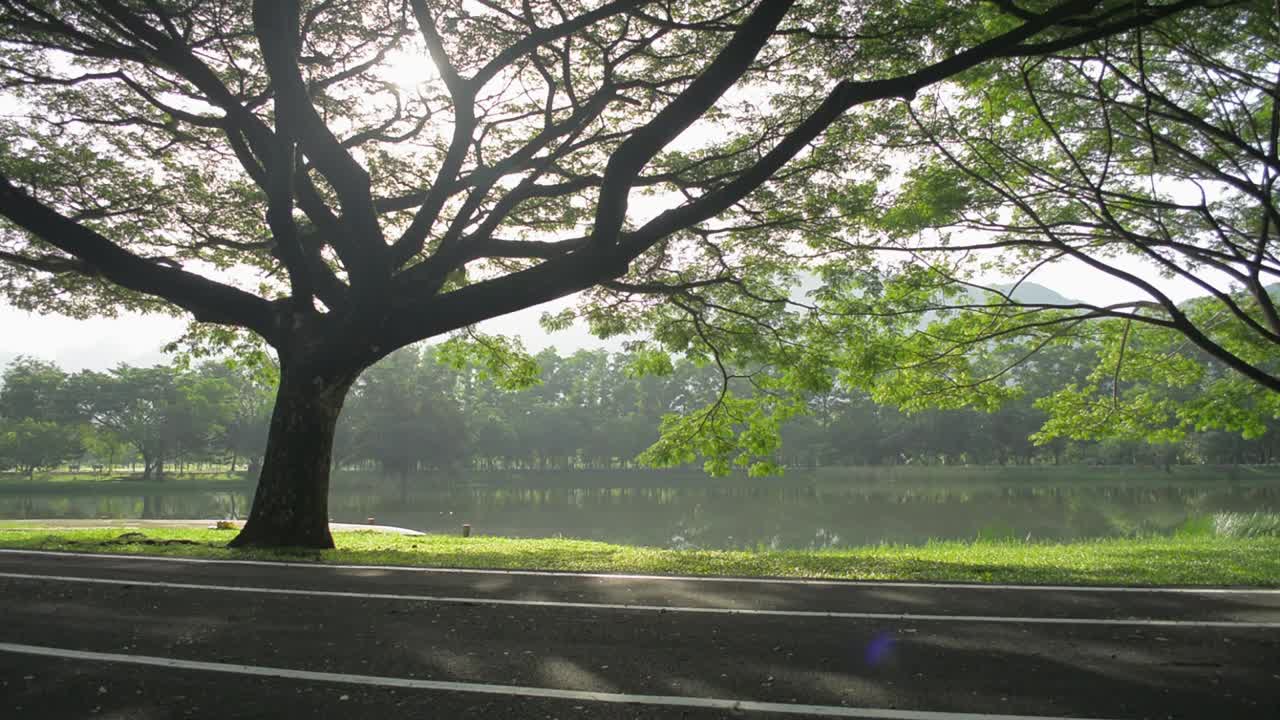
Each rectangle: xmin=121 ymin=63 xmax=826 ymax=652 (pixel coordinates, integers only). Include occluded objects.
xmin=80 ymin=425 xmax=131 ymax=473
xmin=0 ymin=418 xmax=82 ymax=477
xmin=339 ymin=346 xmax=467 ymax=497
xmin=0 ymin=357 xmax=84 ymax=476
xmin=72 ymin=365 xmax=232 ymax=480
xmin=1195 ymin=422 xmax=1280 ymax=465
xmin=0 ymin=357 xmax=78 ymax=423
xmin=198 ymin=361 xmax=275 ymax=473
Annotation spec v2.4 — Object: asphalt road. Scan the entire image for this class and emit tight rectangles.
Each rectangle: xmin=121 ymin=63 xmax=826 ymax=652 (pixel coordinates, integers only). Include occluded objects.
xmin=0 ymin=549 xmax=1277 ymax=719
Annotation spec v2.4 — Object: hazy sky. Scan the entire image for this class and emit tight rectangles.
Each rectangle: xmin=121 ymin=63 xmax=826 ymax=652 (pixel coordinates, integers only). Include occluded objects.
xmin=0 ymin=253 xmax=1216 ymax=372
xmin=0 ymin=293 xmax=614 ymax=372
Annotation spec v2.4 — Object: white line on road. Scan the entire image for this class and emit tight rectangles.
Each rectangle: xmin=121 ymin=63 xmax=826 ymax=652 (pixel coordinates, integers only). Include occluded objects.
xmin=4 ymin=571 xmax=1278 ymax=628
xmin=0 ymin=641 xmax=1116 ymax=720
xmin=1 ymin=548 xmax=1277 ymax=594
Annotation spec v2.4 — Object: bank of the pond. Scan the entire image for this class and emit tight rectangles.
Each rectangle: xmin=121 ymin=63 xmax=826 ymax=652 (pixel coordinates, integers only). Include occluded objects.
xmin=1 ymin=527 xmax=1277 ymax=587
xmin=6 ymin=464 xmax=1279 ymax=495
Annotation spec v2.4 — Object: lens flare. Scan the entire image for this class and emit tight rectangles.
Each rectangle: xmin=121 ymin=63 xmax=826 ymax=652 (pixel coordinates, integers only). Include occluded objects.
xmin=864 ymin=631 xmax=895 ymax=666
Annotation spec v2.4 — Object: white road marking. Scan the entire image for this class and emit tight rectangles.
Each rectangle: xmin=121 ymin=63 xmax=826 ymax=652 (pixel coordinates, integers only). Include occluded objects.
xmin=1 ymin=548 xmax=1276 ymax=594
xmin=3 ymin=571 xmax=1277 ymax=628
xmin=0 ymin=641 xmax=1116 ymax=720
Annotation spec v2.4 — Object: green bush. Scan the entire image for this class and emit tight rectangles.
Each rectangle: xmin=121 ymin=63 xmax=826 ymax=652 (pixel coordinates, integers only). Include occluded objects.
xmin=1175 ymin=515 xmax=1215 ymax=538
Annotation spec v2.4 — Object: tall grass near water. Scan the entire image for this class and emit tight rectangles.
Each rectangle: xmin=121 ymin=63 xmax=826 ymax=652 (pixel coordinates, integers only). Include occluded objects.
xmin=1212 ymin=512 xmax=1280 ymax=538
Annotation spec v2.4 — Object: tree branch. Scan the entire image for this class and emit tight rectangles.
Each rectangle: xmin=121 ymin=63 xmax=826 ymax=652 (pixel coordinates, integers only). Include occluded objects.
xmin=0 ymin=174 xmax=279 ymax=341
xmin=589 ymin=0 xmax=797 ymax=255
xmin=619 ymin=0 xmax=1112 ymax=262
xmin=252 ymin=0 xmax=388 ymax=291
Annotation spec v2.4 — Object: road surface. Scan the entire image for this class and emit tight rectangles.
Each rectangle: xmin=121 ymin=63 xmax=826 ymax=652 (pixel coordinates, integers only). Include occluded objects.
xmin=0 ymin=549 xmax=1277 ymax=719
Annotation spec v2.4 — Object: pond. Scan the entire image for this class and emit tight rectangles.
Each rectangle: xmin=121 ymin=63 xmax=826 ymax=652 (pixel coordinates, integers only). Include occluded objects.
xmin=4 ymin=469 xmax=1278 ymax=549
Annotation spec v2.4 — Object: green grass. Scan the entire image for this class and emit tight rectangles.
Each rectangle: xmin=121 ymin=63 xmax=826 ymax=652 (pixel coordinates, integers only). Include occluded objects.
xmin=1 ymin=527 xmax=1277 ymax=587
xmin=1212 ymin=512 xmax=1280 ymax=538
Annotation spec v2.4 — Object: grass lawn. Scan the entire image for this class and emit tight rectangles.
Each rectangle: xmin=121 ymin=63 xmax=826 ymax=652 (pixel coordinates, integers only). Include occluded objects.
xmin=0 ymin=527 xmax=1277 ymax=587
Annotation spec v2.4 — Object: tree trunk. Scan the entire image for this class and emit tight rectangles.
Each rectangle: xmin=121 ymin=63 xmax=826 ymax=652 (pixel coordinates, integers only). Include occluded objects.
xmin=399 ymin=469 xmax=410 ymax=505
xmin=229 ymin=362 xmax=357 ymax=549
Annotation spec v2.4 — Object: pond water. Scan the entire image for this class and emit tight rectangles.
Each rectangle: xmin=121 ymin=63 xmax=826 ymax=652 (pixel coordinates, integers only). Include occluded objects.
xmin=4 ymin=472 xmax=1279 ymax=549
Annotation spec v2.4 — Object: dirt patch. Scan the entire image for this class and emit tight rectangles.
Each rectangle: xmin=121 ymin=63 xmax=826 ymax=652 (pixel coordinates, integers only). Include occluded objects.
xmin=67 ymin=532 xmax=207 ymax=547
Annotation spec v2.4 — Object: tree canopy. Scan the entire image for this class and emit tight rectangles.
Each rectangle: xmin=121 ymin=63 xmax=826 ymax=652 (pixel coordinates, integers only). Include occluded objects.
xmin=788 ymin=0 xmax=1279 ymax=439
xmin=0 ymin=0 xmax=1236 ymax=546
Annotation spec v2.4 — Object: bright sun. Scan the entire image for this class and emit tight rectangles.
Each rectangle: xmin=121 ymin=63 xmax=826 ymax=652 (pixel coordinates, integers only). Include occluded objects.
xmin=379 ymin=46 xmax=440 ymax=92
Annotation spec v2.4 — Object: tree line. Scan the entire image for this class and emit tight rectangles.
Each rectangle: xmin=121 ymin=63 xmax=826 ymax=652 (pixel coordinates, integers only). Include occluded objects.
xmin=0 ymin=357 xmax=272 ymax=479
xmin=3 ymin=340 xmax=1274 ymax=481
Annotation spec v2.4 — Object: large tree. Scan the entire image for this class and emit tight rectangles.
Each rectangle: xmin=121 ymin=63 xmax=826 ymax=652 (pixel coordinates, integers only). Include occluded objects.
xmin=0 ymin=0 xmax=1205 ymax=547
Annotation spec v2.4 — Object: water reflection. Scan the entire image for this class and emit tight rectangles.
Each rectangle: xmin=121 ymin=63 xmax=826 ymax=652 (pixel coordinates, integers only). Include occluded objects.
xmin=3 ymin=479 xmax=1277 ymax=549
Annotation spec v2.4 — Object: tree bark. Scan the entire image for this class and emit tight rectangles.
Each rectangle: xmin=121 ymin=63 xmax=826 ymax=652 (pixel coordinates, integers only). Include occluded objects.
xmin=229 ymin=361 xmax=358 ymax=549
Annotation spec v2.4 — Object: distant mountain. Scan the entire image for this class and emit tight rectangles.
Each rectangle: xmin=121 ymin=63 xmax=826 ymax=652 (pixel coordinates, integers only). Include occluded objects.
xmin=992 ymin=281 xmax=1278 ymax=308
xmin=994 ymin=282 xmax=1076 ymax=306
xmin=963 ymin=282 xmax=1077 ymax=306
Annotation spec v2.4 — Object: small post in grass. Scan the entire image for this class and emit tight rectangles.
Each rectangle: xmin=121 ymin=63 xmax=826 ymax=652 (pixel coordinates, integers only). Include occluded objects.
xmin=462 ymin=523 xmax=471 ymax=538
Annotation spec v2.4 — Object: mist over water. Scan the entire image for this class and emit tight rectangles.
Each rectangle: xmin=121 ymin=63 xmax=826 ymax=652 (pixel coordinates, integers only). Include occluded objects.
xmin=4 ymin=469 xmax=1278 ymax=549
